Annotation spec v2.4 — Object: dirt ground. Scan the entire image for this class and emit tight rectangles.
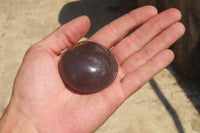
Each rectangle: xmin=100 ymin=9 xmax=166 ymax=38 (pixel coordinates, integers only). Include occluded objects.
xmin=0 ymin=0 xmax=200 ymax=133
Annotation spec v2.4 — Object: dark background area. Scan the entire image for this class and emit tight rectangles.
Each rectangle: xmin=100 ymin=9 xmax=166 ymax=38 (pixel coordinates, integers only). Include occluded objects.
xmin=59 ymin=0 xmax=138 ymax=37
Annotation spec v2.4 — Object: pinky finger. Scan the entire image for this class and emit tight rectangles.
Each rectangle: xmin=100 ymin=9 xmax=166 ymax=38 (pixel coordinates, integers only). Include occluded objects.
xmin=121 ymin=49 xmax=174 ymax=98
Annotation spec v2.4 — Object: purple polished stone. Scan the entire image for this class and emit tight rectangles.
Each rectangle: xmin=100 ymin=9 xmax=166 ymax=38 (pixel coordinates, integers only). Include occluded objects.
xmin=59 ymin=41 xmax=118 ymax=94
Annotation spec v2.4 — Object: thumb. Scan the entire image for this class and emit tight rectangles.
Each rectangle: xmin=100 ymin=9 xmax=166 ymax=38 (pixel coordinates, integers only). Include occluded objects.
xmin=37 ymin=15 xmax=91 ymax=55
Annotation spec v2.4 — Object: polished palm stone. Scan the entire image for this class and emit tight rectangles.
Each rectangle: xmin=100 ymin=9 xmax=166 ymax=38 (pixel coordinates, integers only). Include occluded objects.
xmin=59 ymin=41 xmax=118 ymax=94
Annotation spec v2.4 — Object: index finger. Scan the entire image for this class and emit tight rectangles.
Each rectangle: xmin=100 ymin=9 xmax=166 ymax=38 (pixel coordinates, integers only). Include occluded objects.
xmin=89 ymin=6 xmax=158 ymax=48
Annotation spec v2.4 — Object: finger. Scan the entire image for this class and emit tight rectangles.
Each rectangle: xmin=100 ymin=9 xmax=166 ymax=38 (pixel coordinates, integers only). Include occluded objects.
xmin=112 ymin=8 xmax=182 ymax=63
xmin=89 ymin=6 xmax=158 ymax=48
xmin=122 ymin=22 xmax=185 ymax=74
xmin=38 ymin=16 xmax=90 ymax=55
xmin=121 ymin=49 xmax=174 ymax=98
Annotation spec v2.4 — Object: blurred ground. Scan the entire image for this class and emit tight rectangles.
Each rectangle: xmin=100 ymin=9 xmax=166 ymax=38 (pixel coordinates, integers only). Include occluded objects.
xmin=0 ymin=0 xmax=200 ymax=133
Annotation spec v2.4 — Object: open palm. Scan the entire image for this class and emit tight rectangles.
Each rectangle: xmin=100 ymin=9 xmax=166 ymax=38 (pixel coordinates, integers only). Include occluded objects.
xmin=10 ymin=6 xmax=184 ymax=133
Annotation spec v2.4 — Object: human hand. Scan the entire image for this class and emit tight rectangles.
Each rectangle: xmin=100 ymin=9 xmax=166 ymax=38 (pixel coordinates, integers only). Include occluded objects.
xmin=0 ymin=6 xmax=185 ymax=133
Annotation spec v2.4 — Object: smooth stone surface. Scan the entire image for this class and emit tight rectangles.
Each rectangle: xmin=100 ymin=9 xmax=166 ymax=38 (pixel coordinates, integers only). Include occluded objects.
xmin=59 ymin=41 xmax=118 ymax=94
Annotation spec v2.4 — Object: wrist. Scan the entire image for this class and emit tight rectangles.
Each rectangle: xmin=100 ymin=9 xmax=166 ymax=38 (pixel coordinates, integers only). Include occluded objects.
xmin=0 ymin=100 xmax=38 ymax=133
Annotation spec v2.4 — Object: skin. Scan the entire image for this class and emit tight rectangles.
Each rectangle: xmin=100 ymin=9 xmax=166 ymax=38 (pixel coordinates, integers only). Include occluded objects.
xmin=0 ymin=6 xmax=185 ymax=133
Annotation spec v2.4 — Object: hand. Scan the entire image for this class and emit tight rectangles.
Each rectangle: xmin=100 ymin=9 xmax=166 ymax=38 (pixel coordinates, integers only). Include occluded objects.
xmin=0 ymin=6 xmax=185 ymax=133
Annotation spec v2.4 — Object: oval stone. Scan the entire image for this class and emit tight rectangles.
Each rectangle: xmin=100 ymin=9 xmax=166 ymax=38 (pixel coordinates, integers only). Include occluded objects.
xmin=59 ymin=41 xmax=118 ymax=94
